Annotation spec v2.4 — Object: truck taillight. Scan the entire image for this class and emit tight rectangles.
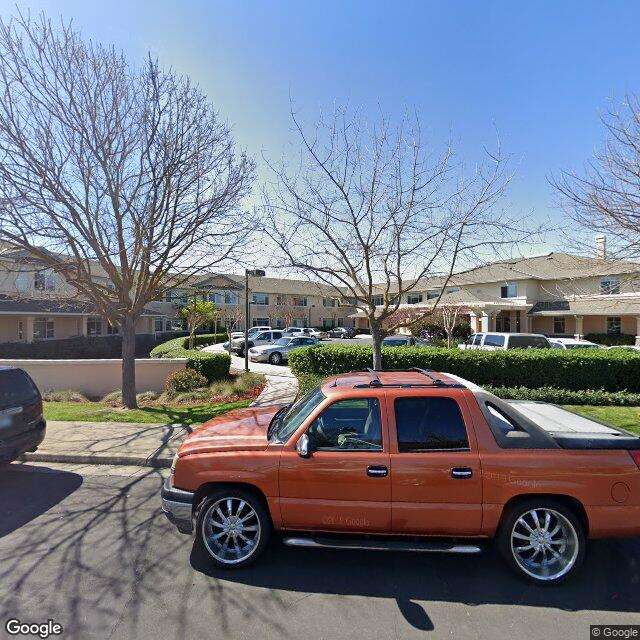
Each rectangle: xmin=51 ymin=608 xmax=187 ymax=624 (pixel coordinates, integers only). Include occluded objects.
xmin=630 ymin=450 xmax=640 ymax=470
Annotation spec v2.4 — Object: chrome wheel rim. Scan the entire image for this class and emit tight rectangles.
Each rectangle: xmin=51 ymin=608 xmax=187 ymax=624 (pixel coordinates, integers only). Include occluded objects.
xmin=202 ymin=497 xmax=261 ymax=565
xmin=270 ymin=353 xmax=281 ymax=364
xmin=511 ymin=508 xmax=579 ymax=581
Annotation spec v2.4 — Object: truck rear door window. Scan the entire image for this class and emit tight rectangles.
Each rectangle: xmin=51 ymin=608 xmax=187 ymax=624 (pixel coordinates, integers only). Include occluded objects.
xmin=394 ymin=397 xmax=469 ymax=452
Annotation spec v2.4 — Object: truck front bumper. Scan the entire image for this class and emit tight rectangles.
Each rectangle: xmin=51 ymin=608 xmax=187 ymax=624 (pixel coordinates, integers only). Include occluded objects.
xmin=161 ymin=475 xmax=194 ymax=535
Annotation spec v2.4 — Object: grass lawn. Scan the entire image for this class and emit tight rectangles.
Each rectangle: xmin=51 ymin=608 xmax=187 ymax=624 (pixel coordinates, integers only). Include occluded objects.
xmin=562 ymin=405 xmax=640 ymax=435
xmin=44 ymin=399 xmax=252 ymax=425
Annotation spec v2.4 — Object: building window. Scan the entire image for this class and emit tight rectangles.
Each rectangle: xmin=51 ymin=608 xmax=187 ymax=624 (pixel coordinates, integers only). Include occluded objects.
xmin=321 ymin=317 xmax=336 ymax=329
xmin=600 ymin=278 xmax=621 ymax=295
xmin=407 ymin=293 xmax=423 ymax=304
xmin=607 ymin=316 xmax=622 ymax=335
xmin=337 ymin=317 xmax=344 ymax=327
xmin=294 ymin=318 xmax=305 ymax=328
xmin=372 ymin=295 xmax=384 ymax=306
xmin=33 ymin=317 xmax=54 ymax=340
xmin=107 ymin=322 xmax=119 ymax=335
xmin=252 ymin=293 xmax=269 ymax=306
xmin=154 ymin=318 xmax=164 ymax=332
xmin=34 ymin=271 xmax=56 ymax=291
xmin=323 ymin=297 xmax=336 ymax=307
xmin=553 ymin=316 xmax=566 ymax=334
xmin=274 ymin=318 xmax=284 ymax=328
xmin=252 ymin=317 xmax=270 ymax=326
xmin=165 ymin=319 xmax=172 ymax=331
xmin=495 ymin=314 xmax=511 ymax=332
xmin=292 ymin=296 xmax=307 ymax=307
xmin=224 ymin=291 xmax=238 ymax=305
xmin=341 ymin=297 xmax=357 ymax=307
xmin=426 ymin=291 xmax=440 ymax=300
xmin=87 ymin=317 xmax=102 ymax=336
xmin=18 ymin=321 xmax=23 ymax=340
xmin=500 ymin=282 xmax=518 ymax=298
xmin=446 ymin=287 xmax=461 ymax=294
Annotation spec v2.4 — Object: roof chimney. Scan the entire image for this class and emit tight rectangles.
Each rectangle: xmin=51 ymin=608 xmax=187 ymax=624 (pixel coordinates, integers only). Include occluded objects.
xmin=595 ymin=235 xmax=606 ymax=260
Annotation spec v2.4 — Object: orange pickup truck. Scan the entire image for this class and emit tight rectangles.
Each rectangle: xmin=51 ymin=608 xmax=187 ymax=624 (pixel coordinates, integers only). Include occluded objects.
xmin=161 ymin=369 xmax=640 ymax=584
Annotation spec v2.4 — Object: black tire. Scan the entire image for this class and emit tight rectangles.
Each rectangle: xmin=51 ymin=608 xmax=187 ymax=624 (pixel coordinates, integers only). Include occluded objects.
xmin=196 ymin=487 xmax=271 ymax=569
xmin=268 ymin=352 xmax=283 ymax=365
xmin=496 ymin=497 xmax=586 ymax=585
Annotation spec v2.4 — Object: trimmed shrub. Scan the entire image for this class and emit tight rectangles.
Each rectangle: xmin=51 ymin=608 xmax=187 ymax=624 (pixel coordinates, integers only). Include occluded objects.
xmin=288 ymin=344 xmax=640 ymax=392
xmin=166 ymin=369 xmax=209 ymax=395
xmin=585 ymin=333 xmax=636 ymax=346
xmin=485 ymin=385 xmax=640 ymax=406
xmin=150 ymin=334 xmax=231 ymax=381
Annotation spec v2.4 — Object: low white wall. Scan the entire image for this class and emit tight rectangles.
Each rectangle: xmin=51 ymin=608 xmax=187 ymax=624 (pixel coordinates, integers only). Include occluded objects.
xmin=0 ymin=358 xmax=187 ymax=397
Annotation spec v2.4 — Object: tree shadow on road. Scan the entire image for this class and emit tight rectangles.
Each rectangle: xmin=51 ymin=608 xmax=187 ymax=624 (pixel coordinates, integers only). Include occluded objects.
xmin=190 ymin=533 xmax=640 ymax=628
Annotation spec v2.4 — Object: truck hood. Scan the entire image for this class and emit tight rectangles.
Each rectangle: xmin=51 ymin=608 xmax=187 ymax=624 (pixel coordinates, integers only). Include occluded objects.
xmin=178 ymin=405 xmax=282 ymax=456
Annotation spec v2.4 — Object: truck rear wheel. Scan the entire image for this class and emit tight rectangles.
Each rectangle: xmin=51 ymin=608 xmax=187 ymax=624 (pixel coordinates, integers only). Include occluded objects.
xmin=497 ymin=498 xmax=585 ymax=585
xmin=196 ymin=488 xmax=271 ymax=569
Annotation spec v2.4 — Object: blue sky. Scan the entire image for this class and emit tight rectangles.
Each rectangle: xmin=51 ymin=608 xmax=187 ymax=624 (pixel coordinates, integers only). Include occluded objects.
xmin=2 ymin=0 xmax=640 ymax=253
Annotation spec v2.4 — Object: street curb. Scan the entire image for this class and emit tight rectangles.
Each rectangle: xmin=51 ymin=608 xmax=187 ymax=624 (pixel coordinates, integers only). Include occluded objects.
xmin=19 ymin=451 xmax=172 ymax=468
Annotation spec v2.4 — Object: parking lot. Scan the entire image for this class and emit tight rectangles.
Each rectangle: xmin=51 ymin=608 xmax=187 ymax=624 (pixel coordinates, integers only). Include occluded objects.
xmin=2 ymin=462 xmax=639 ymax=640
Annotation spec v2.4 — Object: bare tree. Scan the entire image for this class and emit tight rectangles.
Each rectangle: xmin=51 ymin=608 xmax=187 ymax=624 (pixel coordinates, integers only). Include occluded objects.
xmin=552 ymin=95 xmax=640 ymax=261
xmin=0 ymin=13 xmax=254 ymax=407
xmin=435 ymin=304 xmax=466 ymax=348
xmin=264 ymin=107 xmax=532 ymax=368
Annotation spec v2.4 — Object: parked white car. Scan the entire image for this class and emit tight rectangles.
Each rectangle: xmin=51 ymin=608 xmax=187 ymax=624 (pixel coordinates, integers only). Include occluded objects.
xmin=549 ymin=338 xmax=602 ymax=350
xmin=229 ymin=325 xmax=271 ymax=340
xmin=607 ymin=345 xmax=640 ymax=352
xmin=230 ymin=330 xmax=284 ymax=355
xmin=283 ymin=327 xmax=327 ymax=340
xmin=459 ymin=332 xmax=552 ymax=350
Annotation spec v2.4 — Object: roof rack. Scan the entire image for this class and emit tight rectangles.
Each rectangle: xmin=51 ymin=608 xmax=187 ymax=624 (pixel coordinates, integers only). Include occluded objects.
xmin=352 ymin=368 xmax=465 ymax=390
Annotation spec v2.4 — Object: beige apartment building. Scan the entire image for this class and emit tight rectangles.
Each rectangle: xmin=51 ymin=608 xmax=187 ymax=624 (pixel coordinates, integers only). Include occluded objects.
xmin=1 ymin=239 xmax=639 ymax=346
xmin=350 ymin=250 xmax=640 ymax=345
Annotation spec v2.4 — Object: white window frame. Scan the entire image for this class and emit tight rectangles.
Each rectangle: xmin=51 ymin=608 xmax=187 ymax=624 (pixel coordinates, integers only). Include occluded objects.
xmin=500 ymin=282 xmax=518 ymax=299
xmin=87 ymin=317 xmax=103 ymax=336
xmin=407 ymin=293 xmax=423 ymax=304
xmin=33 ymin=317 xmax=55 ymax=340
xmin=600 ymin=278 xmax=621 ymax=295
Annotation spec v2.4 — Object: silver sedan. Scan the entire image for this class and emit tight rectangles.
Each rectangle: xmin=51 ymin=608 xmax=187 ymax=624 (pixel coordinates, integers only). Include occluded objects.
xmin=248 ymin=336 xmax=318 ymax=365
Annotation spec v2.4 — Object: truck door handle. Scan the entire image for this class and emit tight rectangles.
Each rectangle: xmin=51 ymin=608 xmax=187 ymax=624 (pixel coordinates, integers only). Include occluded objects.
xmin=367 ymin=465 xmax=388 ymax=478
xmin=451 ymin=467 xmax=473 ymax=479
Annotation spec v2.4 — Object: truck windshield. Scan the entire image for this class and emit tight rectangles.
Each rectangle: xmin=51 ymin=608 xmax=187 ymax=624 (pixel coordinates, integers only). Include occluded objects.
xmin=276 ymin=385 xmax=326 ymax=442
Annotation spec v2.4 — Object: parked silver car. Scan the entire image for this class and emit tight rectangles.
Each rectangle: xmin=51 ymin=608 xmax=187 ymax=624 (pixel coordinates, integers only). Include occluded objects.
xmin=248 ymin=336 xmax=318 ymax=365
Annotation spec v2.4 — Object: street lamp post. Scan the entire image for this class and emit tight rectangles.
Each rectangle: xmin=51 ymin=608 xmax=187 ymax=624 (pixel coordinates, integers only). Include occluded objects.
xmin=244 ymin=268 xmax=266 ymax=372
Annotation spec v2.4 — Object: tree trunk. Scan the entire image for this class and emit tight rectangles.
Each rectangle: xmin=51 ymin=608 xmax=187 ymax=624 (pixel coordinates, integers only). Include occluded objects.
xmin=188 ymin=327 xmax=195 ymax=350
xmin=447 ymin=331 xmax=452 ymax=348
xmin=370 ymin=321 xmax=383 ymax=370
xmin=121 ymin=316 xmax=138 ymax=409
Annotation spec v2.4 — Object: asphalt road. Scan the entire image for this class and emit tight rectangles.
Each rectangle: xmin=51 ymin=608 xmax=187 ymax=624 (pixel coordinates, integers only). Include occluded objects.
xmin=1 ymin=462 xmax=639 ymax=640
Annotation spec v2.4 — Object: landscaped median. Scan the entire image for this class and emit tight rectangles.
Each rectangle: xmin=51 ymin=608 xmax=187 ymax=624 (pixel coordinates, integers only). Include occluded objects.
xmin=288 ymin=344 xmax=640 ymax=434
xmin=150 ymin=332 xmax=231 ymax=380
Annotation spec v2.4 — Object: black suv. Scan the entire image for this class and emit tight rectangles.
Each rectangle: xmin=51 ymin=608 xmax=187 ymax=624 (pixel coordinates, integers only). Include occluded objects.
xmin=0 ymin=367 xmax=46 ymax=463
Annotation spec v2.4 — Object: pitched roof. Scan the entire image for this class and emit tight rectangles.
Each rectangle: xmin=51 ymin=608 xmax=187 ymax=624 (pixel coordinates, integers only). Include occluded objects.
xmin=401 ymin=252 xmax=640 ymax=293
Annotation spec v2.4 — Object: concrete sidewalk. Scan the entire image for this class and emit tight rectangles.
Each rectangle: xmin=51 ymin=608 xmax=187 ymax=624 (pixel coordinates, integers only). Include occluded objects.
xmin=21 ymin=374 xmax=299 ymax=469
xmin=21 ymin=420 xmax=188 ymax=468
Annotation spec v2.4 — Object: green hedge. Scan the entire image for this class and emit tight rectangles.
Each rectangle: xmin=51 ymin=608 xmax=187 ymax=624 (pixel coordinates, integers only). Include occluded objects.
xmin=585 ymin=333 xmax=636 ymax=346
xmin=288 ymin=344 xmax=640 ymax=392
xmin=150 ymin=333 xmax=230 ymax=381
xmin=486 ymin=385 xmax=640 ymax=406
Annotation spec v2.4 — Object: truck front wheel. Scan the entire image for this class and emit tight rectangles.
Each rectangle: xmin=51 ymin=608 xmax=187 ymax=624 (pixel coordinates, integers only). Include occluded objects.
xmin=196 ymin=488 xmax=271 ymax=569
xmin=497 ymin=498 xmax=585 ymax=585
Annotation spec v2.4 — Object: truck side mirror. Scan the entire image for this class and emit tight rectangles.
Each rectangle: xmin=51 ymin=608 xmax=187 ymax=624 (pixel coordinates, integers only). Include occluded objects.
xmin=296 ymin=433 xmax=313 ymax=458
